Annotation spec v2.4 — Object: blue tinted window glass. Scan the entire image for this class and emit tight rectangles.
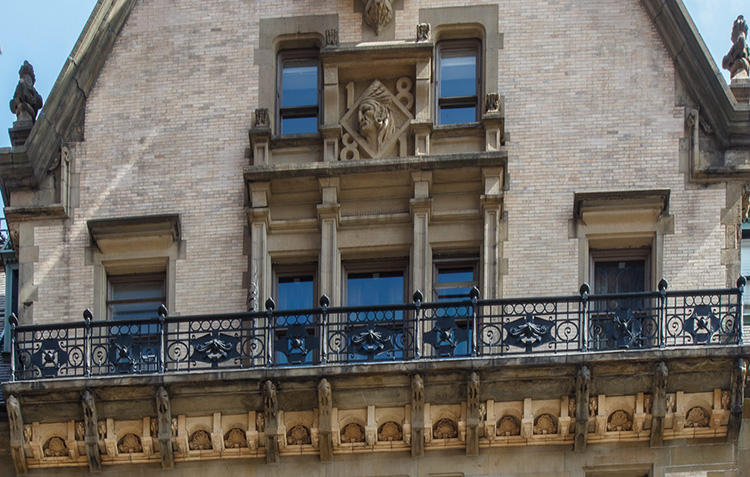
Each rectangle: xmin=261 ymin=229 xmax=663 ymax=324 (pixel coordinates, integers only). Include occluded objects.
xmin=438 ymin=269 xmax=474 ymax=283
xmin=282 ymin=64 xmax=318 ymax=108
xmin=281 ymin=116 xmax=318 ymax=135
xmin=440 ymin=106 xmax=477 ymax=125
xmin=347 ymin=272 xmax=404 ymax=307
xmin=440 ymin=53 xmax=476 ymax=98
xmin=278 ymin=276 xmax=314 ymax=310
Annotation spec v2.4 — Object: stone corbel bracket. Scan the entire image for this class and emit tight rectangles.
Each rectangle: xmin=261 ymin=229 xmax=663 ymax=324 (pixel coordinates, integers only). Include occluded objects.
xmin=728 ymin=357 xmax=747 ymax=440
xmin=318 ymin=378 xmax=333 ymax=461
xmin=82 ymin=390 xmax=102 ymax=472
xmin=465 ymin=372 xmax=480 ymax=456
xmin=249 ymin=108 xmax=272 ymax=166
xmin=156 ymin=386 xmax=175 ymax=469
xmin=263 ymin=380 xmax=281 ymax=463
xmin=482 ymin=93 xmax=505 ymax=152
xmin=650 ymin=361 xmax=668 ymax=447
xmin=7 ymin=394 xmax=27 ymax=475
xmin=574 ymin=365 xmax=591 ymax=452
xmin=411 ymin=374 xmax=425 ymax=456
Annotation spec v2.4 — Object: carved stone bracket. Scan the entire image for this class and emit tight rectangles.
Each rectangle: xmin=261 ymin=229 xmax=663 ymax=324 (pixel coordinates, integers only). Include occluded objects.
xmin=728 ymin=358 xmax=747 ymax=440
xmin=650 ymin=361 xmax=668 ymax=447
xmin=574 ymin=365 xmax=591 ymax=452
xmin=8 ymin=395 xmax=27 ymax=475
xmin=263 ymin=380 xmax=281 ymax=463
xmin=156 ymin=386 xmax=174 ymax=469
xmin=466 ymin=372 xmax=480 ymax=456
xmin=249 ymin=108 xmax=272 ymax=165
xmin=318 ymin=378 xmax=333 ymax=461
xmin=81 ymin=390 xmax=102 ymax=473
xmin=411 ymin=374 xmax=425 ymax=457
xmin=416 ymin=23 xmax=430 ymax=42
xmin=363 ymin=0 xmax=394 ymax=35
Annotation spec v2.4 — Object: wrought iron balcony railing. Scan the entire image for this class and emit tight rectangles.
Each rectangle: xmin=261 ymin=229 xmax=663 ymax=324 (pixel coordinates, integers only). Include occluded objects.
xmin=8 ymin=278 xmax=746 ymax=381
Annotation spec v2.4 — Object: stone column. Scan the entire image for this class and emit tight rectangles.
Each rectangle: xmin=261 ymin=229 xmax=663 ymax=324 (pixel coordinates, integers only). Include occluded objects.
xmin=410 ymin=171 xmax=432 ymax=299
xmin=480 ymin=168 xmax=504 ymax=299
xmin=249 ymin=182 xmax=271 ymax=309
xmin=317 ymin=178 xmax=341 ymax=305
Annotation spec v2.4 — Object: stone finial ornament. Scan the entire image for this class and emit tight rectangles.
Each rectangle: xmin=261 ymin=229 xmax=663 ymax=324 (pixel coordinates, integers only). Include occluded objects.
xmin=10 ymin=61 xmax=43 ymax=123
xmin=723 ymin=15 xmax=750 ymax=79
xmin=363 ymin=0 xmax=394 ymax=35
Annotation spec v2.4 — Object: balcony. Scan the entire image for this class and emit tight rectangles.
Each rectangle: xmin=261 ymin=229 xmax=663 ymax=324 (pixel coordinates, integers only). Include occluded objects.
xmin=8 ymin=278 xmax=746 ymax=381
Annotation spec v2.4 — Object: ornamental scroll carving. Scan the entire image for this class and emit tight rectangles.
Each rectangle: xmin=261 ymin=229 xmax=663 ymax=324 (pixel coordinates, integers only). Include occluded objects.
xmin=340 ymin=79 xmax=413 ymax=160
xmin=378 ymin=421 xmax=402 ymax=441
xmin=224 ymin=428 xmax=247 ymax=448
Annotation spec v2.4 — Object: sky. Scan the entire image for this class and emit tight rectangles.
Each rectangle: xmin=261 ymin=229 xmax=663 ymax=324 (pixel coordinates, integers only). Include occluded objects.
xmin=0 ymin=0 xmax=745 ymax=148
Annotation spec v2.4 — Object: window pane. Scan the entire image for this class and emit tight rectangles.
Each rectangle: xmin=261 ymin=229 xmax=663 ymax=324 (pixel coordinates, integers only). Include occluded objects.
xmin=278 ymin=276 xmax=314 ymax=310
xmin=439 ymin=106 xmax=477 ymax=125
xmin=281 ymin=116 xmax=318 ymax=135
xmin=347 ymin=272 xmax=404 ymax=306
xmin=110 ymin=281 xmax=164 ymax=301
xmin=440 ymin=52 xmax=477 ymax=98
xmin=438 ymin=268 xmax=474 ymax=284
xmin=594 ymin=260 xmax=645 ymax=294
xmin=281 ymin=64 xmax=318 ymax=108
xmin=110 ymin=300 xmax=163 ymax=322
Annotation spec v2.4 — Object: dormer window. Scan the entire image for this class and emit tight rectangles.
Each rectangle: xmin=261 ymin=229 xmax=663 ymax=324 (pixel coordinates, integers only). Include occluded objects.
xmin=436 ymin=40 xmax=481 ymax=125
xmin=277 ymin=50 xmax=320 ymax=135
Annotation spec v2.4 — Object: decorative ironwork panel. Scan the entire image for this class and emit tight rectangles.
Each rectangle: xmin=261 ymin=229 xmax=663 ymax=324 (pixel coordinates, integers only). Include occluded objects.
xmin=326 ymin=306 xmax=416 ymax=363
xmin=15 ymin=326 xmax=86 ymax=379
xmin=422 ymin=303 xmax=472 ymax=358
xmin=664 ymin=291 xmax=739 ymax=346
xmin=165 ymin=313 xmax=267 ymax=372
xmin=477 ymin=298 xmax=581 ymax=355
xmin=90 ymin=321 xmax=160 ymax=375
xmin=273 ymin=311 xmax=320 ymax=365
xmin=587 ymin=294 xmax=659 ymax=350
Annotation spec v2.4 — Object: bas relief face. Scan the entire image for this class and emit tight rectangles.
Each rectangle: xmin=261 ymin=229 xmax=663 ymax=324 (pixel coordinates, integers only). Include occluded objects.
xmin=357 ymin=97 xmax=393 ymax=148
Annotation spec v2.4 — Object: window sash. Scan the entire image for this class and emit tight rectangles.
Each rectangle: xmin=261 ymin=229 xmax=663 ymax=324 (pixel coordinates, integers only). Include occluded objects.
xmin=277 ymin=50 xmax=320 ymax=135
xmin=436 ymin=40 xmax=481 ymax=125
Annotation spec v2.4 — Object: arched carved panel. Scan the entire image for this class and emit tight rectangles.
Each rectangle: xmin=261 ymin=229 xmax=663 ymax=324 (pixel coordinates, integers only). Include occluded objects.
xmin=341 ymin=422 xmax=365 ymax=443
xmin=533 ymin=414 xmax=557 ymax=435
xmin=377 ymin=421 xmax=402 ymax=442
xmin=432 ymin=418 xmax=458 ymax=439
xmin=43 ymin=436 xmax=68 ymax=457
xmin=188 ymin=429 xmax=212 ymax=450
xmin=496 ymin=415 xmax=521 ymax=436
xmin=685 ymin=406 xmax=710 ymax=428
xmin=224 ymin=428 xmax=247 ymax=449
xmin=607 ymin=410 xmax=633 ymax=432
xmin=287 ymin=424 xmax=312 ymax=445
xmin=117 ymin=433 xmax=143 ymax=453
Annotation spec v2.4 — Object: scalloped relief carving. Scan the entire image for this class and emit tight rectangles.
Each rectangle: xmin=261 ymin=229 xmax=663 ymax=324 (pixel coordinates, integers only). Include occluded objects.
xmin=685 ymin=406 xmax=710 ymax=428
xmin=341 ymin=423 xmax=365 ymax=443
xmin=432 ymin=418 xmax=458 ymax=439
xmin=496 ymin=416 xmax=520 ymax=437
xmin=607 ymin=410 xmax=633 ymax=432
xmin=188 ymin=430 xmax=212 ymax=450
xmin=43 ymin=436 xmax=67 ymax=457
xmin=224 ymin=428 xmax=247 ymax=449
xmin=377 ymin=421 xmax=402 ymax=441
xmin=118 ymin=433 xmax=143 ymax=453
xmin=533 ymin=414 xmax=557 ymax=435
xmin=287 ymin=425 xmax=312 ymax=446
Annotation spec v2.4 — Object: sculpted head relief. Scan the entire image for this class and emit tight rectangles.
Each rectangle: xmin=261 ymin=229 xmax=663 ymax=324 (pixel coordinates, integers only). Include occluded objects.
xmin=358 ymin=84 xmax=395 ymax=150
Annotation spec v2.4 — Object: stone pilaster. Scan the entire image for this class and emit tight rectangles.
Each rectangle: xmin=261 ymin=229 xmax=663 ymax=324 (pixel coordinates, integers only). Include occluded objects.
xmin=410 ymin=171 xmax=432 ymax=299
xmin=317 ymin=178 xmax=341 ymax=305
xmin=249 ymin=182 xmax=271 ymax=309
xmin=480 ymin=167 xmax=504 ymax=299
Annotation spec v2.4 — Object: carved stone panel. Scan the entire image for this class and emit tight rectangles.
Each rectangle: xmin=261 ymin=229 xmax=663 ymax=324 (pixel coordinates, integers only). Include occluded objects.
xmin=224 ymin=428 xmax=247 ymax=449
xmin=118 ymin=433 xmax=143 ymax=453
xmin=44 ymin=436 xmax=68 ymax=457
xmin=340 ymin=80 xmax=413 ymax=159
xmin=189 ymin=430 xmax=213 ymax=450
xmin=341 ymin=423 xmax=366 ymax=443
xmin=287 ymin=425 xmax=312 ymax=446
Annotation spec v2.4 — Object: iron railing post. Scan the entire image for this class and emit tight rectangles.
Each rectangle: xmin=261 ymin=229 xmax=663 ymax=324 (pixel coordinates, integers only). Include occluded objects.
xmin=319 ymin=295 xmax=330 ymax=364
xmin=579 ymin=284 xmax=590 ymax=352
xmin=470 ymin=287 xmax=480 ymax=357
xmin=265 ymin=298 xmax=276 ymax=367
xmin=412 ymin=290 xmax=423 ymax=360
xmin=658 ymin=278 xmax=669 ymax=348
xmin=83 ymin=309 xmax=93 ymax=377
xmin=737 ymin=276 xmax=746 ymax=345
xmin=158 ymin=304 xmax=168 ymax=374
xmin=9 ymin=313 xmax=17 ymax=381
